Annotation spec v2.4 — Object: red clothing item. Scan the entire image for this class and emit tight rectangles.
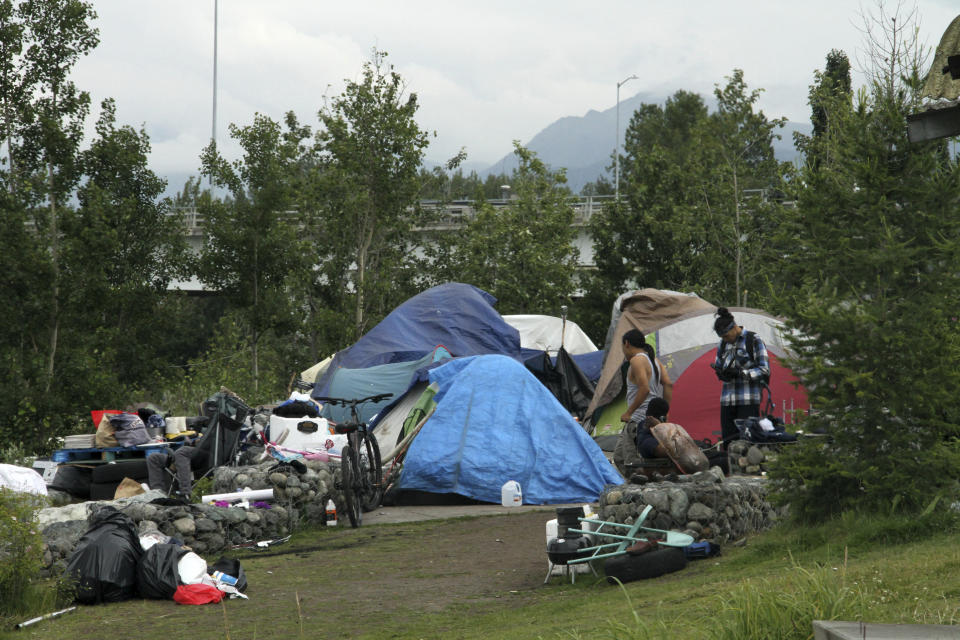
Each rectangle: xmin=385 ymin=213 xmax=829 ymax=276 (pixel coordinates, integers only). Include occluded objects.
xmin=173 ymin=584 xmax=224 ymax=605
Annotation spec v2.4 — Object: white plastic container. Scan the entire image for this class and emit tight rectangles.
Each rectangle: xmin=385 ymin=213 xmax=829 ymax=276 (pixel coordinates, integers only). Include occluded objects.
xmin=501 ymin=480 xmax=522 ymax=507
xmin=270 ymin=415 xmax=332 ymax=451
xmin=211 ymin=570 xmax=238 ymax=586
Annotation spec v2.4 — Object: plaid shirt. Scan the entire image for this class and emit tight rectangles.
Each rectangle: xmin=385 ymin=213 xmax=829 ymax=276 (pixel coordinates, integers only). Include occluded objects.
xmin=715 ymin=331 xmax=770 ymax=406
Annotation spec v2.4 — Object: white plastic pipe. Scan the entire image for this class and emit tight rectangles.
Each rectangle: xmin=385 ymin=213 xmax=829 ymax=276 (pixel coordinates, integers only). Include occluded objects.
xmin=201 ymin=488 xmax=275 ymax=504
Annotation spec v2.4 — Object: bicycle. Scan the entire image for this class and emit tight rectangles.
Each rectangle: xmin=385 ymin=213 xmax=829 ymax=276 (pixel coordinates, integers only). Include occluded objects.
xmin=314 ymin=392 xmax=392 ymax=527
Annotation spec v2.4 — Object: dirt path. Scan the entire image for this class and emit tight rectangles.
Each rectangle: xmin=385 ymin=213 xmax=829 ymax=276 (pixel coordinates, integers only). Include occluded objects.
xmin=261 ymin=511 xmax=558 ymax=623
xmin=17 ymin=510 xmax=574 ymax=640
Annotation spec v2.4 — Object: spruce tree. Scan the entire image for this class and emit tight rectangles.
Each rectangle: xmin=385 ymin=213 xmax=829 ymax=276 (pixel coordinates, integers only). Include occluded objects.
xmin=769 ymin=51 xmax=960 ymax=518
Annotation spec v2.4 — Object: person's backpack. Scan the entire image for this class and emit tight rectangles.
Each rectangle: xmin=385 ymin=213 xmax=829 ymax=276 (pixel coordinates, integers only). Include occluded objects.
xmin=743 ymin=331 xmax=770 ymax=384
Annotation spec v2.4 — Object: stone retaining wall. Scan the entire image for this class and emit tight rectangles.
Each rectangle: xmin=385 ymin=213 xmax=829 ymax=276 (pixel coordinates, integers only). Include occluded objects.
xmin=38 ymin=458 xmax=783 ymax=575
xmin=726 ymin=439 xmax=780 ymax=475
xmin=39 ymin=458 xmax=341 ymax=576
xmin=599 ymin=467 xmax=785 ymax=544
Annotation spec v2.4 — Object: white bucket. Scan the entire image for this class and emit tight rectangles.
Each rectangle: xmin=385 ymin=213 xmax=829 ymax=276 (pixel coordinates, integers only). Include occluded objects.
xmin=500 ymin=480 xmax=522 ymax=507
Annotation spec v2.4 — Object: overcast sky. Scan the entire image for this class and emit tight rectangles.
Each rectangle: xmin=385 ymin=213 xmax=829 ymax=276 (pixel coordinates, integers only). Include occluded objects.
xmin=72 ymin=1 xmax=958 ymax=179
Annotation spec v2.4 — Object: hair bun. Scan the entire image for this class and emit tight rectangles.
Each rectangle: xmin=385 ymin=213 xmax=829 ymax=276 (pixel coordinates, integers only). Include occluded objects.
xmin=716 ymin=306 xmax=731 ymax=317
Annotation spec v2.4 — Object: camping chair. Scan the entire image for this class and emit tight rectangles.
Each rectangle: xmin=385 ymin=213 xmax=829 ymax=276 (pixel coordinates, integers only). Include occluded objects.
xmin=165 ymin=391 xmax=252 ymax=497
xmin=165 ymin=412 xmax=248 ymax=496
xmin=563 ymin=505 xmax=694 ymax=566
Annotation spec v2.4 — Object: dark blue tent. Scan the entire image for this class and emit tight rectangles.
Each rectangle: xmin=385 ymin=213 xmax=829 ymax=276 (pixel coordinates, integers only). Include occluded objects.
xmin=397 ymin=355 xmax=623 ymax=504
xmin=313 ymin=283 xmax=522 ymax=397
xmin=519 ymin=348 xmax=604 ymax=384
xmin=571 ymin=351 xmax=604 ymax=383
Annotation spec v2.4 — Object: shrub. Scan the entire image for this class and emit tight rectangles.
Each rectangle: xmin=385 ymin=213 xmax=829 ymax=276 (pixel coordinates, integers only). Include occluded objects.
xmin=0 ymin=487 xmax=45 ymax=616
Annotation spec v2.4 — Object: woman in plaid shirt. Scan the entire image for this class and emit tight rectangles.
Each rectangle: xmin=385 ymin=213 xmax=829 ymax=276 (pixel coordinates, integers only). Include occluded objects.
xmin=712 ymin=307 xmax=770 ymax=450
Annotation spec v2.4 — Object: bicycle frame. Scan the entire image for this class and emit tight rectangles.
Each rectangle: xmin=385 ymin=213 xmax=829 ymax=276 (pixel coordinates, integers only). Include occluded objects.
xmin=314 ymin=392 xmax=392 ymax=527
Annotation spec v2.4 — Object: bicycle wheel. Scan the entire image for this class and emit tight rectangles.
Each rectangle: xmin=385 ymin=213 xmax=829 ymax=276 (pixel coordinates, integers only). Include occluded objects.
xmin=339 ymin=445 xmax=361 ymax=528
xmin=358 ymin=432 xmax=383 ymax=512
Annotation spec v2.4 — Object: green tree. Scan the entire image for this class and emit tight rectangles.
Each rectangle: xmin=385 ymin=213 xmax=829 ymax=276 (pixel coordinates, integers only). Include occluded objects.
xmin=0 ymin=0 xmax=103 ymax=452
xmin=0 ymin=0 xmax=24 ymax=190
xmin=0 ymin=1 xmax=212 ymax=452
xmin=768 ymin=45 xmax=960 ymax=518
xmin=590 ymin=90 xmax=710 ymax=293
xmin=427 ymin=143 xmax=579 ymax=314
xmin=66 ymin=98 xmax=191 ymax=383
xmin=588 ymin=74 xmax=787 ymax=307
xmin=199 ymin=111 xmax=313 ymax=394
xmin=17 ymin=0 xmax=99 ymax=392
xmin=811 ymin=49 xmax=852 ymax=138
xmin=580 ymin=175 xmax=614 ymax=197
xmin=311 ymin=50 xmax=431 ymax=339
xmin=697 ymin=70 xmax=788 ymax=305
xmin=797 ymin=48 xmax=854 ymax=175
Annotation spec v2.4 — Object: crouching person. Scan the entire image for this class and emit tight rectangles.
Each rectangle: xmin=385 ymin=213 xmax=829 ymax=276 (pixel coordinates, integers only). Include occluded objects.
xmin=635 ymin=397 xmax=671 ymax=459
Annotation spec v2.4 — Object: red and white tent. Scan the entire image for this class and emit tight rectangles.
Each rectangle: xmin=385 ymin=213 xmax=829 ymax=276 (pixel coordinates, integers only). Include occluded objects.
xmin=586 ymin=290 xmax=809 ymax=444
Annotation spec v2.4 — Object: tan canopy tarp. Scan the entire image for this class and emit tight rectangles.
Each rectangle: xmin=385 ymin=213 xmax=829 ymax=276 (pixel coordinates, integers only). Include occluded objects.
xmin=584 ymin=289 xmax=714 ymax=429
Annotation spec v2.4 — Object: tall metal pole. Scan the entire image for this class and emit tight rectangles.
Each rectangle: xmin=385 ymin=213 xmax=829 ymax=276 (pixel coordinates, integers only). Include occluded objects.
xmin=212 ymin=0 xmax=218 ymax=147
xmin=209 ymin=0 xmax=218 ymax=186
xmin=615 ymin=74 xmax=638 ymax=200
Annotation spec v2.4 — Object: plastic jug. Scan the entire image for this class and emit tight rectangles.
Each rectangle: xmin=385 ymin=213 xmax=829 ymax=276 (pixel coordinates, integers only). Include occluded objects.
xmin=501 ymin=480 xmax=522 ymax=507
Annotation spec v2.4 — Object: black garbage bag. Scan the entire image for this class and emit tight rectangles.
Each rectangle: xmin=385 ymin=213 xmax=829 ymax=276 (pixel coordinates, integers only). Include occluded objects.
xmin=62 ymin=506 xmax=142 ymax=604
xmin=137 ymin=543 xmax=188 ymax=600
xmin=210 ymin=556 xmax=248 ymax=592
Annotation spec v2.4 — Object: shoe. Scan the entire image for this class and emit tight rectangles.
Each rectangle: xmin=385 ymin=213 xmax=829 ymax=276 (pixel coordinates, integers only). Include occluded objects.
xmin=625 ymin=539 xmax=659 ymax=556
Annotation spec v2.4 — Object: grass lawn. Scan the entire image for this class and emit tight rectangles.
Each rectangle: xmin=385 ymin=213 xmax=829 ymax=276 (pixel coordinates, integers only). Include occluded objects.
xmin=3 ymin=509 xmax=960 ymax=639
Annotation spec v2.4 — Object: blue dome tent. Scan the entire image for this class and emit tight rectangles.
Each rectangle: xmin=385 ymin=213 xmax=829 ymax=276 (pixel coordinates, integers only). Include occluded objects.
xmin=396 ymin=355 xmax=623 ymax=504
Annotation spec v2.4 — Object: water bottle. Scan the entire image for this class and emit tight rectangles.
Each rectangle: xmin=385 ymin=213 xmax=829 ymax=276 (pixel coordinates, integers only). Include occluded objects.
xmin=325 ymin=499 xmax=337 ymax=526
xmin=211 ymin=570 xmax=238 ymax=586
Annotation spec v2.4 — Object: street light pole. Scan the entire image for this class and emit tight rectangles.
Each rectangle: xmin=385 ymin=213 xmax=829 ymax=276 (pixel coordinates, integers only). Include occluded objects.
xmin=210 ymin=0 xmax=218 ymax=186
xmin=615 ymin=74 xmax=638 ymax=200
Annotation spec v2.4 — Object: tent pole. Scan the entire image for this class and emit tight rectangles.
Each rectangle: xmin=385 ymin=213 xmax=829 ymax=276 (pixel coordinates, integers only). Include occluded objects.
xmin=560 ymin=305 xmax=568 ymax=351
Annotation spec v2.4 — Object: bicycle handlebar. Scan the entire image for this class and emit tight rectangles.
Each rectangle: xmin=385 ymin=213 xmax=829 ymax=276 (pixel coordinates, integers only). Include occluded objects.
xmin=314 ymin=393 xmax=393 ymax=407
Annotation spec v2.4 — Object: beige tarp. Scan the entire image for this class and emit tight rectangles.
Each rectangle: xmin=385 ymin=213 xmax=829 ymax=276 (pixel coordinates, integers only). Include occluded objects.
xmin=922 ymin=14 xmax=960 ymax=102
xmin=300 ymin=356 xmax=332 ymax=385
xmin=584 ymin=289 xmax=715 ymax=429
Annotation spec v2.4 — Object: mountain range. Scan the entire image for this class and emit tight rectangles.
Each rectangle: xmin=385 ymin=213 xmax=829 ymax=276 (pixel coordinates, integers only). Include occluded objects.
xmin=161 ymin=91 xmax=813 ymax=199
xmin=474 ymin=91 xmax=812 ymax=193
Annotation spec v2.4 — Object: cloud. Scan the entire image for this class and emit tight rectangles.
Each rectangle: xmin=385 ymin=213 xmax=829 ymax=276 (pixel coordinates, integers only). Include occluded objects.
xmin=69 ymin=0 xmax=960 ymax=178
